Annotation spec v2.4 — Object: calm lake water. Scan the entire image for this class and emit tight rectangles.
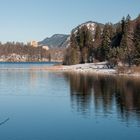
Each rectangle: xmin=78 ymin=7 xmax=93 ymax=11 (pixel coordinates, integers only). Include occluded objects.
xmin=0 ymin=63 xmax=140 ymax=140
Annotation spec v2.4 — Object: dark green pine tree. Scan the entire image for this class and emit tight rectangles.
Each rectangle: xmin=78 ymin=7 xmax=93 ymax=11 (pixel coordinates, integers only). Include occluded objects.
xmin=76 ymin=25 xmax=93 ymax=63
xmin=126 ymin=15 xmax=134 ymax=66
xmin=84 ymin=26 xmax=94 ymax=63
xmin=76 ymin=27 xmax=85 ymax=63
xmin=93 ymin=25 xmax=102 ymax=60
xmin=76 ymin=27 xmax=84 ymax=51
xmin=113 ymin=22 xmax=122 ymax=47
xmin=121 ymin=17 xmax=126 ymax=34
xmin=120 ymin=15 xmax=133 ymax=66
xmin=133 ymin=15 xmax=140 ymax=65
xmin=69 ymin=33 xmax=80 ymax=65
xmin=95 ymin=25 xmax=101 ymax=42
xmin=120 ymin=17 xmax=127 ymax=49
xmin=100 ymin=24 xmax=111 ymax=61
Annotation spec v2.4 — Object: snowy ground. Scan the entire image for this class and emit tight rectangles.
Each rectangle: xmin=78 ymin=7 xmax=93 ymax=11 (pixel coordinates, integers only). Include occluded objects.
xmin=61 ymin=62 xmax=116 ymax=75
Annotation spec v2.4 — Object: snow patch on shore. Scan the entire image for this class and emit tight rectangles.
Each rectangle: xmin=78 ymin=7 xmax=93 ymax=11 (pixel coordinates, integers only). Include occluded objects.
xmin=62 ymin=62 xmax=116 ymax=75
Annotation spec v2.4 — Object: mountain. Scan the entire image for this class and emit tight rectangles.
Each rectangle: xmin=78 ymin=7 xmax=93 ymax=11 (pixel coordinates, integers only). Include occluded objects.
xmin=72 ymin=21 xmax=104 ymax=35
xmin=39 ymin=21 xmax=104 ymax=49
xmin=39 ymin=34 xmax=69 ymax=48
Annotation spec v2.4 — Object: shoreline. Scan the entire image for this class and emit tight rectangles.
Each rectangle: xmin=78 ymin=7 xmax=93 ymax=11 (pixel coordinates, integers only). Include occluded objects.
xmin=44 ymin=66 xmax=140 ymax=76
xmin=0 ymin=62 xmax=140 ymax=77
xmin=38 ymin=63 xmax=140 ymax=77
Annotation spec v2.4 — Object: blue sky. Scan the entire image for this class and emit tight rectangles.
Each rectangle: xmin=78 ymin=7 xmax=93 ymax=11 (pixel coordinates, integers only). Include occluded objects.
xmin=0 ymin=0 xmax=140 ymax=43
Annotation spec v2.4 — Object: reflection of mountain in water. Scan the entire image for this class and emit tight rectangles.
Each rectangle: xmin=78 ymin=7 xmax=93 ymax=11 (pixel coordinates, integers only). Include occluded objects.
xmin=64 ymin=73 xmax=140 ymax=123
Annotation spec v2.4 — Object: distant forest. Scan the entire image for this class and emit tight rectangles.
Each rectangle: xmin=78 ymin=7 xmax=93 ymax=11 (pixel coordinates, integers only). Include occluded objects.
xmin=0 ymin=42 xmax=64 ymax=62
xmin=0 ymin=42 xmax=49 ymax=61
xmin=64 ymin=15 xmax=140 ymax=67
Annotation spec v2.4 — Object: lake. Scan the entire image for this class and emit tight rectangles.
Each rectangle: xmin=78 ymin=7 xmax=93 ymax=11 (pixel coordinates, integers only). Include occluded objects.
xmin=0 ymin=63 xmax=140 ymax=140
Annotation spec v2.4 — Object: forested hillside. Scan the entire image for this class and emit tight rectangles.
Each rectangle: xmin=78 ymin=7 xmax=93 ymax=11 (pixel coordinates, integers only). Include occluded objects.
xmin=64 ymin=15 xmax=140 ymax=67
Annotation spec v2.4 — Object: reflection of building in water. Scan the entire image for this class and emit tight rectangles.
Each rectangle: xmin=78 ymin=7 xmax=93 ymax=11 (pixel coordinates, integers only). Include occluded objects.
xmin=29 ymin=70 xmax=38 ymax=88
xmin=28 ymin=70 xmax=49 ymax=94
xmin=64 ymin=73 xmax=140 ymax=124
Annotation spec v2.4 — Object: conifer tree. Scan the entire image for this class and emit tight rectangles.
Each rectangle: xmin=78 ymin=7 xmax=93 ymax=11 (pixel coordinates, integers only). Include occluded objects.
xmin=100 ymin=24 xmax=111 ymax=61
xmin=95 ymin=25 xmax=101 ymax=42
xmin=76 ymin=25 xmax=93 ymax=63
xmin=120 ymin=15 xmax=133 ymax=66
xmin=93 ymin=25 xmax=102 ymax=61
xmin=63 ymin=14 xmax=140 ymax=66
xmin=133 ymin=15 xmax=140 ymax=65
xmin=69 ymin=33 xmax=80 ymax=65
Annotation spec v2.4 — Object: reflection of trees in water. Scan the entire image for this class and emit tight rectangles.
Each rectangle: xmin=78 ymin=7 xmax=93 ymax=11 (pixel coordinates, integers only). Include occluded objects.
xmin=93 ymin=76 xmax=116 ymax=117
xmin=64 ymin=73 xmax=140 ymax=123
xmin=65 ymin=73 xmax=93 ymax=116
xmin=115 ymin=78 xmax=140 ymax=123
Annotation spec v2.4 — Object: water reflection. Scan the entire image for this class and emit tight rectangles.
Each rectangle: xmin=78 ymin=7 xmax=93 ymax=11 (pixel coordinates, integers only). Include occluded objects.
xmin=64 ymin=73 xmax=140 ymax=123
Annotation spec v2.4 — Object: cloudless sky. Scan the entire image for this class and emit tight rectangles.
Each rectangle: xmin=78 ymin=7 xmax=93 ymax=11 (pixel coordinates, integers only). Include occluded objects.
xmin=0 ymin=0 xmax=140 ymax=43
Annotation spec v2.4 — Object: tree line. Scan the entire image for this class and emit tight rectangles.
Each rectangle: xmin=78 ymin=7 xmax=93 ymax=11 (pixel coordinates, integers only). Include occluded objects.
xmin=0 ymin=42 xmax=50 ymax=61
xmin=64 ymin=15 xmax=140 ymax=67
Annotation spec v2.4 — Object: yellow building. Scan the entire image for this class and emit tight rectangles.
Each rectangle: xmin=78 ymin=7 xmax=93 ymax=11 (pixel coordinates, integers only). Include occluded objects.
xmin=30 ymin=41 xmax=38 ymax=47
